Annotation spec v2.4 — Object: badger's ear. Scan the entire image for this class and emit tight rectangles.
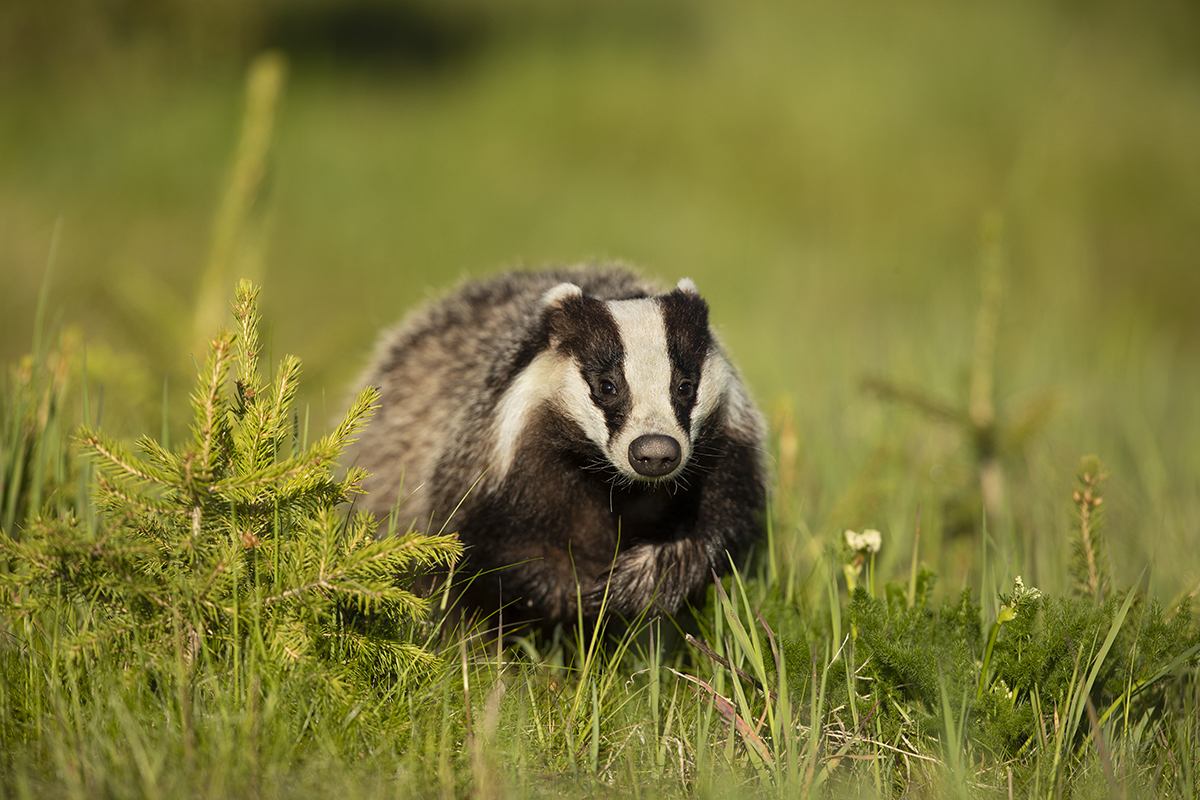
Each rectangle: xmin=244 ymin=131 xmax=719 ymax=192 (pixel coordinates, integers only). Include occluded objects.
xmin=674 ymin=277 xmax=700 ymax=296
xmin=540 ymin=282 xmax=584 ymax=309
xmin=538 ymin=282 xmax=585 ymax=351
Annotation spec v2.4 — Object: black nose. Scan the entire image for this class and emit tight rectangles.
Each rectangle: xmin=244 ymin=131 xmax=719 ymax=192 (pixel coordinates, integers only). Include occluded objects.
xmin=628 ymin=434 xmax=682 ymax=477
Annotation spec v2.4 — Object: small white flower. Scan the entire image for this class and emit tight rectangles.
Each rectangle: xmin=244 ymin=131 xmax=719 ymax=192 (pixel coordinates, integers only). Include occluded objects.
xmin=1012 ymin=575 xmax=1042 ymax=603
xmin=844 ymin=528 xmax=882 ymax=554
xmin=998 ymin=575 xmax=1043 ymax=623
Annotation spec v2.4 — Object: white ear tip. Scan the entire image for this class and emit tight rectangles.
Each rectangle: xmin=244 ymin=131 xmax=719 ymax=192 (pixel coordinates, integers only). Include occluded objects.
xmin=541 ymin=282 xmax=583 ymax=307
xmin=675 ymin=277 xmax=699 ymax=295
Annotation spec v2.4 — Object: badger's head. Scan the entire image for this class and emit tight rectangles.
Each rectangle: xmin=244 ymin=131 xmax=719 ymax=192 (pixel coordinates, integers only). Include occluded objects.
xmin=493 ymin=278 xmax=740 ymax=486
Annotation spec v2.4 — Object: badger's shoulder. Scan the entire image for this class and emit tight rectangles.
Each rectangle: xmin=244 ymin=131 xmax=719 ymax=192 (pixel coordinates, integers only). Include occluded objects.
xmin=456 ymin=264 xmax=662 ymax=305
xmin=360 ymin=265 xmax=658 ymax=381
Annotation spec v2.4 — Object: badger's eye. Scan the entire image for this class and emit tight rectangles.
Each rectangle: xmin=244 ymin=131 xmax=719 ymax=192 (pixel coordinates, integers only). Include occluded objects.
xmin=676 ymin=380 xmax=695 ymax=399
xmin=599 ymin=379 xmax=618 ymax=397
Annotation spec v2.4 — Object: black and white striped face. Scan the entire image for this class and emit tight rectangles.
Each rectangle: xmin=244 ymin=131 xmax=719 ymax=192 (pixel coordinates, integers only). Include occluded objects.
xmin=493 ymin=278 xmax=735 ymax=484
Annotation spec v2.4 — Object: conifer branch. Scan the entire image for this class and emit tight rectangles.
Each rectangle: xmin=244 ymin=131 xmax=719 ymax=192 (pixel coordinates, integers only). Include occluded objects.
xmin=2 ymin=281 xmax=459 ymax=691
xmin=79 ymin=429 xmax=165 ymax=487
xmin=190 ymin=332 xmax=234 ymax=481
xmin=233 ymin=279 xmax=264 ymax=395
xmin=136 ymin=434 xmax=182 ymax=475
xmin=1071 ymin=456 xmax=1109 ymax=605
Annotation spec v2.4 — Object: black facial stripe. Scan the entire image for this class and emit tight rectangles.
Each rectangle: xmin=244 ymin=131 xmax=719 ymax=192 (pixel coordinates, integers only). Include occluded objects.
xmin=659 ymin=289 xmax=712 ymax=434
xmin=541 ymin=294 xmax=630 ymax=437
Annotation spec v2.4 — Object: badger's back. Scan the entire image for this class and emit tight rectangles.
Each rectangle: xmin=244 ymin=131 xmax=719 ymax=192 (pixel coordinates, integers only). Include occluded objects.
xmin=349 ymin=265 xmax=765 ymax=627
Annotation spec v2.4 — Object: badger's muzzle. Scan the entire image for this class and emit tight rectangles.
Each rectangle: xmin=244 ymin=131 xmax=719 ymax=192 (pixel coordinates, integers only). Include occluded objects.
xmin=628 ymin=434 xmax=682 ymax=478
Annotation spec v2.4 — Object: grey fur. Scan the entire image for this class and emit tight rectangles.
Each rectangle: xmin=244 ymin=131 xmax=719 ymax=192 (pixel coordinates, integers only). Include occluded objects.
xmin=346 ymin=265 xmax=766 ymax=628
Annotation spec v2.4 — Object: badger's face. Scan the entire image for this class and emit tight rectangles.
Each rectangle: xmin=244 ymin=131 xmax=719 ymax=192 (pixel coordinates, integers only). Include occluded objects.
xmin=493 ymin=278 xmax=735 ymax=485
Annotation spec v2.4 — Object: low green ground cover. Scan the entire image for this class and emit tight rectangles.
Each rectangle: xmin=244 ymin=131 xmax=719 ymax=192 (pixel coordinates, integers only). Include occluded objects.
xmin=2 ymin=279 xmax=1197 ymax=799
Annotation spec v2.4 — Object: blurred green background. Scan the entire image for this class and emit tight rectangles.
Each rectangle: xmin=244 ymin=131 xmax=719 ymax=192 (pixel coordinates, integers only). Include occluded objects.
xmin=2 ymin=0 xmax=1198 ymax=598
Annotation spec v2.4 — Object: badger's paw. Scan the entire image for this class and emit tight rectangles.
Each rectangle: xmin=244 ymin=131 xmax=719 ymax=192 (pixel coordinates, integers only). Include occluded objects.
xmin=581 ymin=539 xmax=709 ymax=619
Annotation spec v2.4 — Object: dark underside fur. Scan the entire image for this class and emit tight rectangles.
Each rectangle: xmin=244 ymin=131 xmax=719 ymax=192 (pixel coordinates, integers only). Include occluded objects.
xmin=347 ymin=266 xmax=766 ymax=631
xmin=446 ymin=411 xmax=764 ymax=629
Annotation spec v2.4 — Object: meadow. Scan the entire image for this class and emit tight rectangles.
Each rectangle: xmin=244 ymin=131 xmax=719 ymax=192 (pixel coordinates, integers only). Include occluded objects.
xmin=2 ymin=1 xmax=1199 ymax=796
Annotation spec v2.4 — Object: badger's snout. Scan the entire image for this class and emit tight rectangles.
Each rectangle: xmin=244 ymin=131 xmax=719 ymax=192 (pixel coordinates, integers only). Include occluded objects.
xmin=628 ymin=434 xmax=682 ymax=477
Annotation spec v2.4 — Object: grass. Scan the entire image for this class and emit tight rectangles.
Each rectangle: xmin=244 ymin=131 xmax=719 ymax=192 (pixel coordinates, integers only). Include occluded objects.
xmin=2 ymin=0 xmax=1200 ymax=796
xmin=2 ymin=273 xmax=1197 ymax=799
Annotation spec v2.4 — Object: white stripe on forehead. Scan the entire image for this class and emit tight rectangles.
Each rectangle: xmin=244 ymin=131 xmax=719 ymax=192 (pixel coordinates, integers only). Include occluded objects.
xmin=606 ymin=298 xmax=678 ymax=433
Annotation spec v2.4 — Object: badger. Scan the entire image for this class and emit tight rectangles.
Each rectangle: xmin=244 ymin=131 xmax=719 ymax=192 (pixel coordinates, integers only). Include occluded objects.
xmin=347 ymin=266 xmax=766 ymax=628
